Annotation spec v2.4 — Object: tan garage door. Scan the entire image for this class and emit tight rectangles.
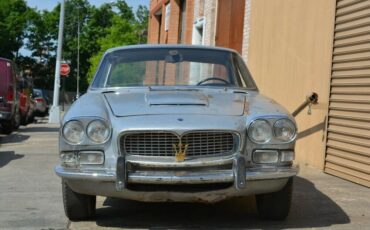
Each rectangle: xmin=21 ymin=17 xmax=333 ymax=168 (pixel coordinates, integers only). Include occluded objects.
xmin=324 ymin=0 xmax=370 ymax=187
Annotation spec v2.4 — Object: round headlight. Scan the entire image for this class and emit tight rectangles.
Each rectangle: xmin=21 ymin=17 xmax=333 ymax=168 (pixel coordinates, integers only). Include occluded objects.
xmin=274 ymin=119 xmax=296 ymax=142
xmin=62 ymin=120 xmax=85 ymax=144
xmin=248 ymin=119 xmax=273 ymax=143
xmin=87 ymin=120 xmax=110 ymax=143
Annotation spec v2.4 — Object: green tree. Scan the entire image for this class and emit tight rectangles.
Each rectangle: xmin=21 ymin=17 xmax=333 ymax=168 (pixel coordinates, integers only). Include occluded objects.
xmin=22 ymin=6 xmax=59 ymax=89
xmin=87 ymin=4 xmax=149 ymax=83
xmin=0 ymin=0 xmax=30 ymax=59
xmin=19 ymin=0 xmax=148 ymax=91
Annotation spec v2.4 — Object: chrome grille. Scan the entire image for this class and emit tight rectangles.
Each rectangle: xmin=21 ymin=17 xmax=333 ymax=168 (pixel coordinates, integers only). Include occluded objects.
xmin=122 ymin=131 xmax=237 ymax=157
xmin=182 ymin=132 xmax=234 ymax=156
xmin=123 ymin=132 xmax=178 ymax=156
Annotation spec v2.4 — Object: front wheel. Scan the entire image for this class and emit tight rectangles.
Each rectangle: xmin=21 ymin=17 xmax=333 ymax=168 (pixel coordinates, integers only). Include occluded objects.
xmin=1 ymin=109 xmax=20 ymax=134
xmin=62 ymin=180 xmax=96 ymax=220
xmin=1 ymin=122 xmax=14 ymax=134
xmin=256 ymin=177 xmax=293 ymax=220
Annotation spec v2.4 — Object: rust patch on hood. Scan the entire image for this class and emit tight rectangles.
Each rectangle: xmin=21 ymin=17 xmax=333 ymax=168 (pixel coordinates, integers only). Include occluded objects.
xmin=243 ymin=100 xmax=250 ymax=115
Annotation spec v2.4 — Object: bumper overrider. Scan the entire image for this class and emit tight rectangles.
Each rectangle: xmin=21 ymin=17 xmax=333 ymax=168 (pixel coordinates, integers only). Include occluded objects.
xmin=55 ymin=154 xmax=298 ymax=203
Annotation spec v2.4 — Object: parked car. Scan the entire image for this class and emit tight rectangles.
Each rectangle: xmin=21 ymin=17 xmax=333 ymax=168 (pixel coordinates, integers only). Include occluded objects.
xmin=32 ymin=88 xmax=49 ymax=116
xmin=55 ymin=45 xmax=298 ymax=221
xmin=0 ymin=58 xmax=21 ymax=134
xmin=17 ymin=76 xmax=35 ymax=125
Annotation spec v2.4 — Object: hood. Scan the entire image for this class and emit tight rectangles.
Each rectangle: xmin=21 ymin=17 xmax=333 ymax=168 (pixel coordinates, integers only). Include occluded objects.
xmin=104 ymin=90 xmax=246 ymax=117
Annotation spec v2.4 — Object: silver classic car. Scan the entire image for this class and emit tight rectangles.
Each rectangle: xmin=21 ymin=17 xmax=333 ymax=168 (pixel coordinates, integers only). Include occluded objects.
xmin=55 ymin=45 xmax=298 ymax=221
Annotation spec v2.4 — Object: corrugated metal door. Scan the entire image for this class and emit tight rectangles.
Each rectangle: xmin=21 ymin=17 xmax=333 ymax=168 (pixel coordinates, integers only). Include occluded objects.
xmin=324 ymin=0 xmax=370 ymax=187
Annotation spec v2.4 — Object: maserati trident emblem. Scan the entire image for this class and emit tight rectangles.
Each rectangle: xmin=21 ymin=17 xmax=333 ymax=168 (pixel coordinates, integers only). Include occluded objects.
xmin=173 ymin=141 xmax=188 ymax=162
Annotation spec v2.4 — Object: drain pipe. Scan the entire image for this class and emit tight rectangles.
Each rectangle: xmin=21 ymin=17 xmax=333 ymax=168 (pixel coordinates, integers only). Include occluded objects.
xmin=292 ymin=92 xmax=319 ymax=117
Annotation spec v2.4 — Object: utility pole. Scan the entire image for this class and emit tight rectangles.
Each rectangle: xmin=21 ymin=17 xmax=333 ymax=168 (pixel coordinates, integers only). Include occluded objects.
xmin=76 ymin=6 xmax=80 ymax=99
xmin=49 ymin=0 xmax=65 ymax=123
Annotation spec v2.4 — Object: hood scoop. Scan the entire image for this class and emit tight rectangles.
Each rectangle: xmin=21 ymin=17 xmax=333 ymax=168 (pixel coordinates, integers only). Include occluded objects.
xmin=146 ymin=92 xmax=208 ymax=106
xmin=104 ymin=90 xmax=246 ymax=117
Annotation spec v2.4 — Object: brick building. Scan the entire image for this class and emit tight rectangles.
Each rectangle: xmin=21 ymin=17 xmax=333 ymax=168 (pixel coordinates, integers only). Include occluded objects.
xmin=147 ymin=0 xmax=370 ymax=187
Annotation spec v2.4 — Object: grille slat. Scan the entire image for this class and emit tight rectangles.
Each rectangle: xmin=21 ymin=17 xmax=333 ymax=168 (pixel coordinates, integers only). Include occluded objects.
xmin=122 ymin=131 xmax=237 ymax=158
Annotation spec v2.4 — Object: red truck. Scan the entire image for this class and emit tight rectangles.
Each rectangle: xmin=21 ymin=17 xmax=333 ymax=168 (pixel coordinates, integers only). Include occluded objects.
xmin=0 ymin=58 xmax=34 ymax=134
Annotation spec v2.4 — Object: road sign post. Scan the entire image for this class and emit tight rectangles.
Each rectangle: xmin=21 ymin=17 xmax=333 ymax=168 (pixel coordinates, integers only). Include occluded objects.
xmin=60 ymin=63 xmax=70 ymax=76
xmin=60 ymin=63 xmax=70 ymax=112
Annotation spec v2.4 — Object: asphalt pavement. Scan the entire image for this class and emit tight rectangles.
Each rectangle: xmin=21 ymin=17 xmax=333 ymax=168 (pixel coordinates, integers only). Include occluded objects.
xmin=0 ymin=119 xmax=369 ymax=230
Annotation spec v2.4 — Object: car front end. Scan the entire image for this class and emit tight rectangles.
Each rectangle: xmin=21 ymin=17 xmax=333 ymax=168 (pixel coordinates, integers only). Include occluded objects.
xmin=55 ymin=45 xmax=298 ymax=221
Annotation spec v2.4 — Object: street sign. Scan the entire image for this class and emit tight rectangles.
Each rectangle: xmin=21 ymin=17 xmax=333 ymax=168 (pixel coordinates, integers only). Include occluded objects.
xmin=60 ymin=63 xmax=70 ymax=76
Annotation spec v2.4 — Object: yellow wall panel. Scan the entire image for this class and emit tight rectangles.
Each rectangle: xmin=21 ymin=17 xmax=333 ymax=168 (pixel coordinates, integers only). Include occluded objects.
xmin=247 ymin=0 xmax=336 ymax=169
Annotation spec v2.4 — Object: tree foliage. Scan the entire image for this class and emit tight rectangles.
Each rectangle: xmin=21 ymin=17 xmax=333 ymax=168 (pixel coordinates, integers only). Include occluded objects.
xmin=0 ymin=0 xmax=148 ymax=92
xmin=87 ymin=1 xmax=148 ymax=83
xmin=0 ymin=0 xmax=30 ymax=59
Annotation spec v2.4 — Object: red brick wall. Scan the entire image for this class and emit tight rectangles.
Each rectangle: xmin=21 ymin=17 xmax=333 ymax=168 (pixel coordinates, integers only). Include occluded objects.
xmin=148 ymin=0 xmax=194 ymax=44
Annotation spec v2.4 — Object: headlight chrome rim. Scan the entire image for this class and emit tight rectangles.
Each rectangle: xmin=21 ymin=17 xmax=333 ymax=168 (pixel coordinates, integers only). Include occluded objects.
xmin=273 ymin=119 xmax=297 ymax=142
xmin=62 ymin=120 xmax=85 ymax=145
xmin=86 ymin=119 xmax=111 ymax=144
xmin=248 ymin=119 xmax=273 ymax=144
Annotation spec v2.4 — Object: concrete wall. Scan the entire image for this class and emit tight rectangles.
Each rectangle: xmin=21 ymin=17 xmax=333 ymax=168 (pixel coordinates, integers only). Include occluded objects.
xmin=241 ymin=0 xmax=251 ymax=62
xmin=246 ymin=0 xmax=336 ymax=169
xmin=203 ymin=0 xmax=217 ymax=46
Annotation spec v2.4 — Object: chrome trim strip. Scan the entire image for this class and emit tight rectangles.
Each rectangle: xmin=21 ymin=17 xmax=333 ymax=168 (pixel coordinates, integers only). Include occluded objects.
xmin=126 ymin=156 xmax=235 ymax=168
xmin=55 ymin=166 xmax=115 ymax=181
xmin=127 ymin=170 xmax=234 ymax=184
xmin=246 ymin=166 xmax=299 ymax=180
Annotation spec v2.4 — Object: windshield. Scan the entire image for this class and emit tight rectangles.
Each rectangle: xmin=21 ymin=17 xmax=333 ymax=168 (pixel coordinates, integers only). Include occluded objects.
xmin=91 ymin=47 xmax=256 ymax=89
xmin=33 ymin=89 xmax=42 ymax=97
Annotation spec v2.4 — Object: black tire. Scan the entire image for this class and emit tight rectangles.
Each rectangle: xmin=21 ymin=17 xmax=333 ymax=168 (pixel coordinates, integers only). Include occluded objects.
xmin=1 ymin=109 xmax=20 ymax=134
xmin=1 ymin=122 xmax=14 ymax=134
xmin=27 ymin=112 xmax=35 ymax=123
xmin=14 ymin=109 xmax=21 ymax=129
xmin=20 ymin=111 xmax=28 ymax=126
xmin=256 ymin=177 xmax=293 ymax=220
xmin=62 ymin=180 xmax=96 ymax=221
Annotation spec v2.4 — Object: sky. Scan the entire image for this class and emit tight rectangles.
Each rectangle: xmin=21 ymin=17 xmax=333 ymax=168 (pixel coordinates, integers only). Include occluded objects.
xmin=21 ymin=0 xmax=150 ymax=56
xmin=26 ymin=0 xmax=150 ymax=11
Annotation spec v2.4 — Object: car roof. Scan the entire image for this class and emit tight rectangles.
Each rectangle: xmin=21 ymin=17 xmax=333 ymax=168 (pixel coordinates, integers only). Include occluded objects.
xmin=106 ymin=44 xmax=238 ymax=55
xmin=0 ymin=57 xmax=13 ymax=63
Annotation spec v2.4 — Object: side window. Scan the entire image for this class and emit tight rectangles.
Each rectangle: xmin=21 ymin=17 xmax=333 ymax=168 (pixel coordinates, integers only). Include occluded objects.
xmin=234 ymin=54 xmax=257 ymax=89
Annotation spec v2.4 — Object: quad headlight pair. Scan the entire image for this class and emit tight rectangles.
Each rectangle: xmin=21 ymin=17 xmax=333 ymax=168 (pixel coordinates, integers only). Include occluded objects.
xmin=62 ymin=119 xmax=111 ymax=145
xmin=248 ymin=118 xmax=296 ymax=143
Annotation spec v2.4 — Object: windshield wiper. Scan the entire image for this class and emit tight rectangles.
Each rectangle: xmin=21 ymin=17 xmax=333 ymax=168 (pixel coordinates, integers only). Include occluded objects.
xmin=101 ymin=90 xmax=116 ymax=94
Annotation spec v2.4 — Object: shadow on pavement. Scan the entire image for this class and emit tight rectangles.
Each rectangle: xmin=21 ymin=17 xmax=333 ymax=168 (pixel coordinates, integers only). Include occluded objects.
xmin=93 ymin=177 xmax=350 ymax=229
xmin=19 ymin=127 xmax=59 ymax=133
xmin=0 ymin=133 xmax=30 ymax=145
xmin=0 ymin=151 xmax=24 ymax=168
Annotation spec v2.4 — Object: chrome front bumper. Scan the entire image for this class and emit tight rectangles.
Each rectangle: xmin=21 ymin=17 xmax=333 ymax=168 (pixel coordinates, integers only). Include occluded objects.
xmin=55 ymin=154 xmax=298 ymax=202
xmin=55 ymin=165 xmax=298 ymax=183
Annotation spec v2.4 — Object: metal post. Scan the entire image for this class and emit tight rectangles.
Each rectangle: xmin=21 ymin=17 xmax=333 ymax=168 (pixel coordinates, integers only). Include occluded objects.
xmin=49 ymin=0 xmax=65 ymax=123
xmin=62 ymin=76 xmax=65 ymax=112
xmin=76 ymin=6 xmax=80 ymax=99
